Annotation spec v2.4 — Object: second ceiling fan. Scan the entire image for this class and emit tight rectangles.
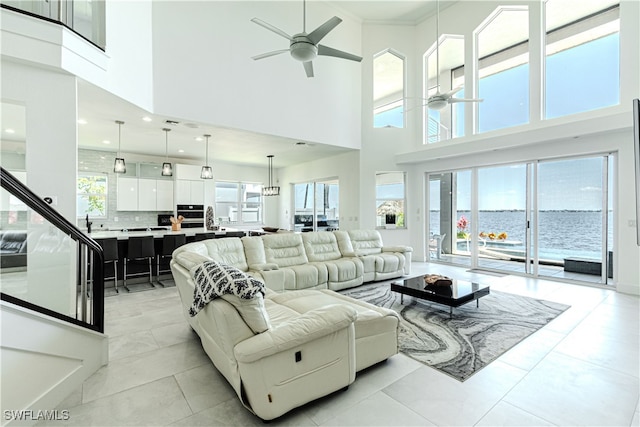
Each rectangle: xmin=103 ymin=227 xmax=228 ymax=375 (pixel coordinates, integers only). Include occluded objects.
xmin=426 ymin=0 xmax=482 ymax=110
xmin=251 ymin=0 xmax=362 ymax=78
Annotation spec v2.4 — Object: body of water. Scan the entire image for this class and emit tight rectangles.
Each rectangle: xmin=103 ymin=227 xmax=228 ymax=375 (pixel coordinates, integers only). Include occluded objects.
xmin=430 ymin=210 xmax=613 ymax=261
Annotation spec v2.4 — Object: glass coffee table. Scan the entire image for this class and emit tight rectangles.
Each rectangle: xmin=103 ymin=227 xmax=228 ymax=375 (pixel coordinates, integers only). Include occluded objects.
xmin=391 ymin=275 xmax=490 ymax=318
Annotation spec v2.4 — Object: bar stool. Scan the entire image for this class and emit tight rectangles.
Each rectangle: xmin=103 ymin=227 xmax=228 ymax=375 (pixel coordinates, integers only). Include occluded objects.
xmin=124 ymin=235 xmax=155 ymax=291
xmin=194 ymin=232 xmax=216 ymax=241
xmin=156 ymin=234 xmax=186 ymax=286
xmin=95 ymin=238 xmax=119 ymax=293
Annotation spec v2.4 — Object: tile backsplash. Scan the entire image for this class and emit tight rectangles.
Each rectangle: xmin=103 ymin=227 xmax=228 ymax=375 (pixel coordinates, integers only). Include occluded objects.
xmin=78 ymin=149 xmax=173 ymax=231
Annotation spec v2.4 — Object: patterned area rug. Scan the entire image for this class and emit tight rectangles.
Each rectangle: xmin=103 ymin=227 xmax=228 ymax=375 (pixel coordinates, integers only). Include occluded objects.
xmin=340 ymin=282 xmax=570 ymax=381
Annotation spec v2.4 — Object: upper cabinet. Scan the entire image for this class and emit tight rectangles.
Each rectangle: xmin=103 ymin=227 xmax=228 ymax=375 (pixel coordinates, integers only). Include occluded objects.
xmin=116 ymin=163 xmax=174 ymax=211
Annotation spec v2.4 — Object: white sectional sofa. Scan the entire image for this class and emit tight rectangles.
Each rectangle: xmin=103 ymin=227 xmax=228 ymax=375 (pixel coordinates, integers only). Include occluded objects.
xmin=170 ymin=246 xmax=401 ymax=421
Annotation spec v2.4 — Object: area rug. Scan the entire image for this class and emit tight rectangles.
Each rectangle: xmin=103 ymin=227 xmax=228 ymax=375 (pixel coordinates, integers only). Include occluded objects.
xmin=340 ymin=282 xmax=570 ymax=381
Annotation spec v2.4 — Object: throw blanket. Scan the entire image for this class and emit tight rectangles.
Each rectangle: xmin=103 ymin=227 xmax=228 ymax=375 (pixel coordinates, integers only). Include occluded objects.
xmin=189 ymin=260 xmax=265 ymax=317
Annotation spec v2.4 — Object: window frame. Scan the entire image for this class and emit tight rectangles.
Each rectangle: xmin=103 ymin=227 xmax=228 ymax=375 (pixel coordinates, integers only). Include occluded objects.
xmin=375 ymin=171 xmax=407 ymax=229
xmin=77 ymin=172 xmax=108 ymax=219
xmin=214 ymin=180 xmax=263 ymax=226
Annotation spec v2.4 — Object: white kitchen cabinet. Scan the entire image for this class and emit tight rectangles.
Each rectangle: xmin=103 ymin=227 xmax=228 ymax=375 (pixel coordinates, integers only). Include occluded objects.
xmin=156 ymin=180 xmax=174 ymax=211
xmin=175 ymin=180 xmax=204 ymax=205
xmin=117 ymin=177 xmax=138 ymax=211
xmin=138 ymin=179 xmax=157 ymax=211
xmin=117 ymin=177 xmax=174 ymax=211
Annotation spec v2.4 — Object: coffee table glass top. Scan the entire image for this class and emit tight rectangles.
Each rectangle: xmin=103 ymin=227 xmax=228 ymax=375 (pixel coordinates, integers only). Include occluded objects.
xmin=393 ymin=275 xmax=489 ymax=301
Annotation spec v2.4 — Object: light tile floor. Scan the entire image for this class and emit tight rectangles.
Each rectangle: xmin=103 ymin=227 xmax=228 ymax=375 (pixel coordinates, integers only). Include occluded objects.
xmin=44 ymin=262 xmax=639 ymax=426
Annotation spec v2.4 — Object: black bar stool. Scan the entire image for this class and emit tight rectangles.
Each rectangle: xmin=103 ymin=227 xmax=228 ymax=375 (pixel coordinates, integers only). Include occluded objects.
xmin=194 ymin=232 xmax=216 ymax=241
xmin=124 ymin=235 xmax=155 ymax=291
xmin=156 ymin=234 xmax=186 ymax=286
xmin=95 ymin=238 xmax=119 ymax=293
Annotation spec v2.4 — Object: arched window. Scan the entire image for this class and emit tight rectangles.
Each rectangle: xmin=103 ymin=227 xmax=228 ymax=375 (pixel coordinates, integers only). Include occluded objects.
xmin=475 ymin=6 xmax=530 ymax=133
xmin=544 ymin=0 xmax=620 ymax=118
xmin=423 ymin=35 xmax=465 ymax=144
xmin=373 ymin=49 xmax=405 ymax=128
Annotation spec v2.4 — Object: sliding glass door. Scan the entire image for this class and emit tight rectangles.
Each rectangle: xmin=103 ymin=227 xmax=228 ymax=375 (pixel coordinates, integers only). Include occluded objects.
xmin=427 ymin=154 xmax=613 ymax=285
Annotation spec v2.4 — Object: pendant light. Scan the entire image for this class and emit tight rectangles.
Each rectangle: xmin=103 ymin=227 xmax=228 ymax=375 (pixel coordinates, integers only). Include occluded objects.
xmin=161 ymin=128 xmax=173 ymax=176
xmin=262 ymin=155 xmax=280 ymax=196
xmin=200 ymin=134 xmax=213 ymax=179
xmin=113 ymin=120 xmax=126 ymax=173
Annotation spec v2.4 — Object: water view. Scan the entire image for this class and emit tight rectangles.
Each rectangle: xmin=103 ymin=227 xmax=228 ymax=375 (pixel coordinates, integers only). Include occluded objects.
xmin=431 ymin=210 xmax=613 ymax=261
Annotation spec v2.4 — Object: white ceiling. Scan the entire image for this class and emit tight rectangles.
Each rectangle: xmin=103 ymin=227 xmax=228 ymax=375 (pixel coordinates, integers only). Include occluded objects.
xmin=0 ymin=0 xmax=443 ymax=168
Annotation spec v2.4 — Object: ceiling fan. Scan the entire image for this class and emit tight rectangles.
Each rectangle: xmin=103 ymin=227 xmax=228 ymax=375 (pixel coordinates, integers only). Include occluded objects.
xmin=250 ymin=0 xmax=362 ymax=78
xmin=426 ymin=0 xmax=482 ymax=110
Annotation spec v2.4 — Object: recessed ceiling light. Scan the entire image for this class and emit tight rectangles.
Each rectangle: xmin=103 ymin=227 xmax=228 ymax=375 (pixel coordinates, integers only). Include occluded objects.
xmin=178 ymin=149 xmax=185 ymax=153
xmin=194 ymin=137 xmax=203 ymax=141
xmin=5 ymin=128 xmax=15 ymax=134
xmin=77 ymin=119 xmax=87 ymax=125
xmin=142 ymin=116 xmax=152 ymax=122
xmin=102 ymin=140 xmax=111 ymax=144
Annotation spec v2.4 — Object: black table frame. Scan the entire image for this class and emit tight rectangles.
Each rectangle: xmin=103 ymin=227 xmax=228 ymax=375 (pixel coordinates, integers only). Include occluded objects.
xmin=391 ymin=276 xmax=490 ymax=318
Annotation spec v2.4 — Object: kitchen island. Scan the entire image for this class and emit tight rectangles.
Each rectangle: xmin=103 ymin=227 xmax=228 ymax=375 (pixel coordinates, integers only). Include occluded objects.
xmin=87 ymin=227 xmax=247 ymax=291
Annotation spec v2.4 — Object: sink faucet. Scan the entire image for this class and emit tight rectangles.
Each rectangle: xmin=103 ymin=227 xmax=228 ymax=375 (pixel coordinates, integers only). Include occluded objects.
xmin=85 ymin=214 xmax=93 ymax=234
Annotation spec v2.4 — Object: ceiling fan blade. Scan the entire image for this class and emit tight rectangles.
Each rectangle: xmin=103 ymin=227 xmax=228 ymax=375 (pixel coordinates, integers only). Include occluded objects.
xmin=251 ymin=18 xmax=293 ymax=41
xmin=307 ymin=16 xmax=342 ymax=45
xmin=303 ymin=61 xmax=314 ymax=78
xmin=448 ymin=98 xmax=484 ymax=104
xmin=317 ymin=44 xmax=362 ymax=62
xmin=251 ymin=49 xmax=289 ymax=60
xmin=442 ymin=86 xmax=464 ymax=97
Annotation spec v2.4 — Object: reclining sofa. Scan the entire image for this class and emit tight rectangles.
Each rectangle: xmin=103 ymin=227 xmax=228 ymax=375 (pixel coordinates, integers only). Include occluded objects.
xmin=172 ymin=229 xmax=412 ymax=293
xmin=169 ymin=229 xmax=409 ymax=420
xmin=170 ymin=250 xmax=400 ymax=420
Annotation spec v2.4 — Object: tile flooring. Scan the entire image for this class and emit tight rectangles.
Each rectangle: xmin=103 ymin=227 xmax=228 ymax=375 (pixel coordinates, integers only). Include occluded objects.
xmin=44 ymin=263 xmax=639 ymax=426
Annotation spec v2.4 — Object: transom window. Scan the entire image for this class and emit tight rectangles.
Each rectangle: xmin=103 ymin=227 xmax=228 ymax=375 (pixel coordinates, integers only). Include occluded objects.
xmin=373 ymin=49 xmax=405 ymax=128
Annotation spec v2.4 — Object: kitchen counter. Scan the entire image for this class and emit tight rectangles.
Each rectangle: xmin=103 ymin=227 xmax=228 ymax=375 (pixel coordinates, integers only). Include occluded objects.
xmin=87 ymin=227 xmax=244 ymax=240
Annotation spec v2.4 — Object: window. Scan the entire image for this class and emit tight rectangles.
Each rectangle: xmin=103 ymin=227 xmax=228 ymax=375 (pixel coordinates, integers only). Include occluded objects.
xmin=373 ymin=49 xmax=405 ymax=128
xmin=545 ymin=0 xmax=620 ymax=119
xmin=375 ymin=172 xmax=406 ymax=228
xmin=215 ymin=181 xmax=262 ymax=225
xmin=424 ymin=35 xmax=465 ymax=143
xmin=77 ymin=173 xmax=107 ymax=218
xmin=293 ymin=180 xmax=339 ymax=232
xmin=476 ymin=6 xmax=530 ymax=133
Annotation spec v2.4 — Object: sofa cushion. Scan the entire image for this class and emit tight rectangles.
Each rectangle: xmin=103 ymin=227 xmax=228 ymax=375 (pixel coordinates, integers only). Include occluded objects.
xmin=201 ymin=238 xmax=250 ymax=271
xmin=174 ymin=251 xmax=213 ymax=270
xmin=347 ymin=230 xmax=384 ymax=255
xmin=302 ymin=232 xmax=342 ymax=262
xmin=189 ymin=260 xmax=270 ymax=333
xmin=262 ymin=233 xmax=309 ymax=267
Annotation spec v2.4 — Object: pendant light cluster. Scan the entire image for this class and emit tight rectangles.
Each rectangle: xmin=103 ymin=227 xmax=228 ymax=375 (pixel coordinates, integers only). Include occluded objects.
xmin=112 ymin=120 xmax=215 ymax=179
xmin=113 ymin=120 xmax=126 ymax=173
xmin=161 ymin=128 xmax=173 ymax=176
xmin=262 ymin=155 xmax=280 ymax=196
xmin=200 ymin=134 xmax=213 ymax=179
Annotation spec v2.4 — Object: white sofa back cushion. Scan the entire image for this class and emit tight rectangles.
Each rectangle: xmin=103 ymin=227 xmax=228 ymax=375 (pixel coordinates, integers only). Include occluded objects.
xmin=262 ymin=233 xmax=309 ymax=267
xmin=347 ymin=230 xmax=383 ymax=255
xmin=302 ymin=232 xmax=342 ymax=262
xmin=202 ymin=238 xmax=250 ymax=271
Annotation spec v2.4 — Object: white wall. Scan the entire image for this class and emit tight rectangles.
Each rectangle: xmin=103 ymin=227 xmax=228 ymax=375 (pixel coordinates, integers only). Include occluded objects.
xmin=358 ymin=23 xmax=418 ymax=247
xmin=149 ymin=1 xmax=362 ymax=150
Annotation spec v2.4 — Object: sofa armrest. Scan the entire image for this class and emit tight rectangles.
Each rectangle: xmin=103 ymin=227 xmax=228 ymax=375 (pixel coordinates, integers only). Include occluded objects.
xmin=383 ymin=245 xmax=413 ymax=253
xmin=234 ymin=304 xmax=357 ymax=363
xmin=251 ymin=262 xmax=279 ymax=271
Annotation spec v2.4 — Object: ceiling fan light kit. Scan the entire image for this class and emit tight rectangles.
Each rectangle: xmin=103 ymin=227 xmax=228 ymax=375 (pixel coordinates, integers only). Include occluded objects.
xmin=251 ymin=0 xmax=362 ymax=77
